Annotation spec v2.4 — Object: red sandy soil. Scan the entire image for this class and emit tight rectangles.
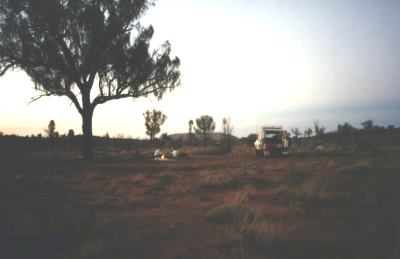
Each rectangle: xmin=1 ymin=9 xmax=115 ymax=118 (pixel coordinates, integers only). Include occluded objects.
xmin=1 ymin=150 xmax=400 ymax=259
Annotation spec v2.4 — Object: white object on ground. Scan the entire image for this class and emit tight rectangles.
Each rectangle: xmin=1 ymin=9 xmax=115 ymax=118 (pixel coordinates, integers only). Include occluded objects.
xmin=171 ymin=149 xmax=180 ymax=157
xmin=314 ymin=145 xmax=324 ymax=152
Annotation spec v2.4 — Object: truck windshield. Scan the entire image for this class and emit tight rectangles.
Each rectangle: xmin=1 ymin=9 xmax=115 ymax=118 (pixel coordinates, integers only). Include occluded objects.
xmin=265 ymin=132 xmax=280 ymax=138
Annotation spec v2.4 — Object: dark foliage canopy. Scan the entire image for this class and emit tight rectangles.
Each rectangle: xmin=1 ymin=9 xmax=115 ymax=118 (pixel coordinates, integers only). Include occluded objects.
xmin=0 ymin=0 xmax=180 ymax=113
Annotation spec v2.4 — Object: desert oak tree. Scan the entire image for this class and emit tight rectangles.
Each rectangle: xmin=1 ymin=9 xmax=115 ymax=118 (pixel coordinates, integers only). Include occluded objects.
xmin=188 ymin=119 xmax=193 ymax=143
xmin=222 ymin=116 xmax=233 ymax=149
xmin=46 ymin=119 xmax=56 ymax=138
xmin=0 ymin=0 xmax=180 ymax=159
xmin=143 ymin=109 xmax=166 ymax=141
xmin=195 ymin=115 xmax=215 ymax=145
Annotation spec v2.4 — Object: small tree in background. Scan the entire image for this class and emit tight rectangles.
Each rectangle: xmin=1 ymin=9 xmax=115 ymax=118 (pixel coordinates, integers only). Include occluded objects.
xmin=45 ymin=120 xmax=56 ymax=138
xmin=387 ymin=125 xmax=395 ymax=130
xmin=337 ymin=122 xmax=355 ymax=135
xmin=67 ymin=129 xmax=75 ymax=138
xmin=242 ymin=133 xmax=257 ymax=146
xmin=361 ymin=119 xmax=374 ymax=130
xmin=160 ymin=132 xmax=172 ymax=146
xmin=304 ymin=128 xmax=313 ymax=138
xmin=104 ymin=132 xmax=110 ymax=145
xmin=222 ymin=116 xmax=234 ymax=150
xmin=188 ymin=120 xmax=194 ymax=144
xmin=313 ymin=120 xmax=326 ymax=137
xmin=195 ymin=115 xmax=216 ymax=146
xmin=336 ymin=122 xmax=356 ymax=150
xmin=291 ymin=127 xmax=301 ymax=139
xmin=67 ymin=129 xmax=75 ymax=145
xmin=143 ymin=109 xmax=167 ymax=142
xmin=0 ymin=131 xmax=3 ymax=137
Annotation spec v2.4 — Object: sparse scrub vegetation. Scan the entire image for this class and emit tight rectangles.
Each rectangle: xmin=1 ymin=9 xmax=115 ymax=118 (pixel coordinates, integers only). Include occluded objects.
xmin=1 ymin=142 xmax=400 ymax=258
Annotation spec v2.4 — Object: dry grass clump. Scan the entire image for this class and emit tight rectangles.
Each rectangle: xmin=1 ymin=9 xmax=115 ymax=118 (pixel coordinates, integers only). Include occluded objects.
xmin=277 ymin=170 xmax=328 ymax=206
xmin=201 ymin=171 xmax=238 ymax=189
xmin=336 ymin=163 xmax=372 ymax=176
xmin=205 ymin=187 xmax=256 ymax=240
xmin=200 ymin=164 xmax=266 ymax=190
xmin=205 ymin=187 xmax=284 ymax=248
xmin=229 ymin=186 xmax=257 ymax=204
xmin=204 ymin=201 xmax=258 ymax=248
xmin=243 ymin=221 xmax=285 ymax=248
xmin=157 ymin=172 xmax=177 ymax=184
xmin=5 ymin=202 xmax=97 ymax=259
xmin=287 ymin=170 xmax=313 ymax=186
xmin=147 ymin=171 xmax=177 ymax=192
xmin=231 ymin=144 xmax=254 ymax=155
xmin=204 ymin=203 xmax=255 ymax=226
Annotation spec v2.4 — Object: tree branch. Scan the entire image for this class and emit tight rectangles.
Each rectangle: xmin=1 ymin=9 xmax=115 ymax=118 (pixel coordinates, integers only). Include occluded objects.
xmin=0 ymin=62 xmax=15 ymax=76
xmin=56 ymin=36 xmax=84 ymax=90
xmin=28 ymin=94 xmax=49 ymax=104
xmin=28 ymin=88 xmax=83 ymax=115
xmin=65 ymin=90 xmax=83 ymax=115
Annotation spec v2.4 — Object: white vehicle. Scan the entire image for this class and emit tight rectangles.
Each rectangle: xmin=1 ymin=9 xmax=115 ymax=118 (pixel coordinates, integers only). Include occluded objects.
xmin=254 ymin=126 xmax=290 ymax=157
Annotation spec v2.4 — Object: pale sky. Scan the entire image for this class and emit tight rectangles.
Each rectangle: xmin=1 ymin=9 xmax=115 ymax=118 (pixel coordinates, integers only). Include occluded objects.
xmin=1 ymin=0 xmax=399 ymax=137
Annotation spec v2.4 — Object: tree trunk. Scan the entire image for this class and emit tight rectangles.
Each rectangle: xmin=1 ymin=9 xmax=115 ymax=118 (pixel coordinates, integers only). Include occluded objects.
xmin=82 ymin=110 xmax=93 ymax=160
xmin=82 ymin=91 xmax=94 ymax=160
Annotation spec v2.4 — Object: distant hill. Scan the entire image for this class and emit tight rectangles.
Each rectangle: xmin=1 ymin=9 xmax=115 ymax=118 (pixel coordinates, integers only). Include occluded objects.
xmin=169 ymin=132 xmax=238 ymax=141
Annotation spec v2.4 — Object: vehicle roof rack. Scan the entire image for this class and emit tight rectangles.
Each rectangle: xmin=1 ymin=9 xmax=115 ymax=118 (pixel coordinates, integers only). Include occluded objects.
xmin=260 ymin=126 xmax=283 ymax=130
